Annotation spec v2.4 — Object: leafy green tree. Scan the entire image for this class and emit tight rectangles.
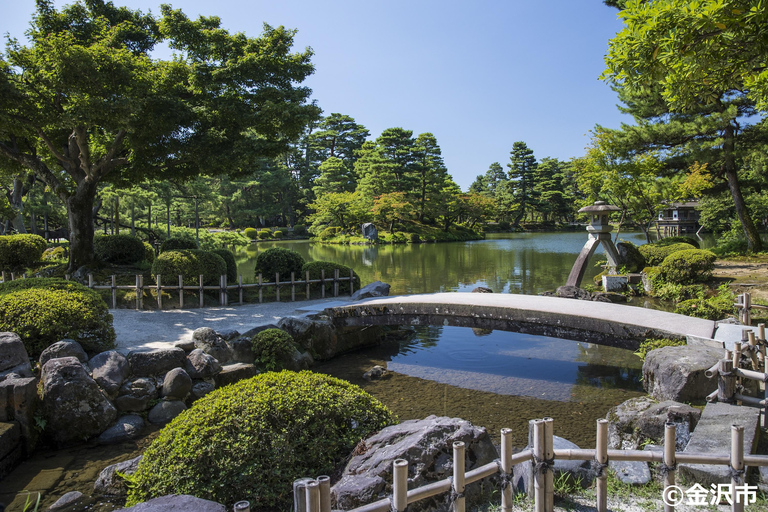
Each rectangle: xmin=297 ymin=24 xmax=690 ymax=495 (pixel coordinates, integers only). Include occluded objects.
xmin=313 ymin=157 xmax=356 ymax=197
xmin=0 ymin=0 xmax=318 ymax=271
xmin=468 ymin=162 xmax=507 ymax=198
xmin=306 ymin=191 xmax=370 ymax=233
xmin=533 ymin=158 xmax=573 ymax=223
xmin=507 ymin=142 xmax=538 ymax=226
xmin=310 ymin=114 xmax=370 ymax=168
xmin=602 ymin=0 xmax=764 ymax=250
xmin=411 ymin=133 xmax=450 ymax=221
xmin=371 ymin=192 xmax=412 ymax=233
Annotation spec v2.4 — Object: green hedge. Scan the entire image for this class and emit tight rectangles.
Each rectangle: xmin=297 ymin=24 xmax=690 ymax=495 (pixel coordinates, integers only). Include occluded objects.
xmin=254 ymin=247 xmax=305 ymax=282
xmin=638 ymin=242 xmax=693 ymax=266
xmin=292 ymin=224 xmax=307 ymax=236
xmin=243 ymin=228 xmax=258 ymax=240
xmin=0 ymin=278 xmax=115 ymax=357
xmin=42 ymin=246 xmax=67 ymax=261
xmin=160 ymin=236 xmax=197 ymax=252
xmin=301 ymin=261 xmax=360 ymax=294
xmin=210 ymin=249 xmax=237 ymax=282
xmin=125 ymin=371 xmax=395 ymax=510
xmin=675 ymin=286 xmax=735 ymax=320
xmin=94 ymin=234 xmax=146 ymax=265
xmin=659 ymin=249 xmax=717 ymax=285
xmin=0 ymin=234 xmax=47 ymax=269
xmin=251 ymin=329 xmax=296 ymax=371
xmin=152 ymin=250 xmax=227 ymax=286
xmin=654 ymin=236 xmax=700 ymax=249
xmin=143 ymin=242 xmax=155 ymax=263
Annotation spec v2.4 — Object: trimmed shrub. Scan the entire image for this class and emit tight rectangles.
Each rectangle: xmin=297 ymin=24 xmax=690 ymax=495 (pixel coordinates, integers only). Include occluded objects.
xmin=125 ymin=371 xmax=396 ymax=509
xmin=638 ymin=242 xmax=693 ymax=266
xmin=273 ymin=230 xmax=284 ymax=239
xmin=0 ymin=278 xmax=115 ymax=357
xmin=42 ymin=246 xmax=67 ymax=261
xmin=675 ymin=286 xmax=735 ymax=320
xmin=658 ymin=248 xmax=717 ymax=285
xmin=301 ymin=261 xmax=361 ymax=294
xmin=143 ymin=242 xmax=155 ymax=263
xmin=251 ymin=329 xmax=297 ymax=371
xmin=93 ymin=234 xmax=145 ymax=265
xmin=211 ymin=249 xmax=237 ymax=282
xmin=160 ymin=236 xmax=197 ymax=252
xmin=408 ymin=233 xmax=420 ymax=243
xmin=0 ymin=234 xmax=47 ymax=269
xmin=243 ymin=228 xmax=258 ymax=240
xmin=254 ymin=247 xmax=305 ymax=282
xmin=257 ymin=229 xmax=272 ymax=240
xmin=292 ymin=224 xmax=307 ymax=236
xmin=152 ymin=250 xmax=227 ymax=286
xmin=654 ymin=236 xmax=700 ymax=249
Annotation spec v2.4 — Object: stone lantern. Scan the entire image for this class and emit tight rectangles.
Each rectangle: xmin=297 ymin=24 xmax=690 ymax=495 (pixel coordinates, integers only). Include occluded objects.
xmin=566 ymin=201 xmax=621 ymax=288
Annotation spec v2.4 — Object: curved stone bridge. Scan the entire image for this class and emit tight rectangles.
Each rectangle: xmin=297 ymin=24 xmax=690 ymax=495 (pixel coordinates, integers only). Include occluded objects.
xmin=324 ymin=293 xmax=718 ymax=350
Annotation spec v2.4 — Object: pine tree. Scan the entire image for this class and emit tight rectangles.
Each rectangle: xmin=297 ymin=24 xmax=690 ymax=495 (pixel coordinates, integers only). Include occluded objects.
xmin=507 ymin=142 xmax=538 ymax=226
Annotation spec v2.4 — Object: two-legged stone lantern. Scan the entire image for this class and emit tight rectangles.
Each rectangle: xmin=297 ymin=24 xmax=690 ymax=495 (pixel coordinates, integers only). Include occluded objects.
xmin=566 ymin=201 xmax=621 ymax=288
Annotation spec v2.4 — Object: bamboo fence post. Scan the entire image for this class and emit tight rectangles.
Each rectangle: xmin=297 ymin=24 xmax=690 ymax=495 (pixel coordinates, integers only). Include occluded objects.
xmin=11 ymin=272 xmax=15 ymax=281
xmin=276 ymin=272 xmax=281 ymax=302
xmin=111 ymin=275 xmax=117 ymax=309
xmin=305 ymin=479 xmax=320 ymax=512
xmin=320 ymin=269 xmax=325 ymax=298
xmin=88 ymin=273 xmax=94 ymax=288
xmin=734 ymin=342 xmax=743 ymax=395
xmin=533 ymin=419 xmax=546 ymax=512
xmin=135 ymin=275 xmax=141 ymax=310
xmin=738 ymin=293 xmax=745 ymax=324
xmin=543 ymin=417 xmax=554 ymax=512
xmin=258 ymin=273 xmax=263 ymax=303
xmin=759 ymin=323 xmax=766 ymax=372
xmin=156 ymin=275 xmax=163 ymax=310
xmin=306 ymin=270 xmax=311 ymax=300
xmin=501 ymin=428 xmax=514 ymax=512
xmin=317 ymin=475 xmax=331 ymax=512
xmin=65 ymin=274 xmax=69 ymax=280
xmin=291 ymin=272 xmax=295 ymax=302
xmin=139 ymin=275 xmax=144 ymax=309
xmin=178 ymin=275 xmax=184 ymax=309
xmin=350 ymin=268 xmax=355 ymax=295
xmin=663 ymin=422 xmax=677 ymax=512
xmin=745 ymin=292 xmax=752 ymax=326
xmin=238 ymin=275 xmax=243 ymax=305
xmin=293 ymin=477 xmax=313 ymax=512
xmin=596 ymin=419 xmax=608 ymax=512
xmin=393 ymin=459 xmax=408 ymax=512
xmin=198 ymin=275 xmax=204 ymax=308
xmin=233 ymin=500 xmax=249 ymax=511
xmin=218 ymin=275 xmax=223 ymax=306
xmin=719 ymin=359 xmax=736 ymax=403
xmin=453 ymin=441 xmax=466 ymax=512
xmin=748 ymin=331 xmax=759 ymax=370
xmin=731 ymin=424 xmax=745 ymax=512
xmin=333 ymin=268 xmax=339 ymax=297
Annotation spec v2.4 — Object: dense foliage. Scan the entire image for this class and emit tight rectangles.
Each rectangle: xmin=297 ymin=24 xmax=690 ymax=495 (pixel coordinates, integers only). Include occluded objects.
xmin=160 ymin=237 xmax=197 ymax=252
xmin=210 ymin=249 xmax=237 ymax=282
xmin=638 ymin=242 xmax=694 ymax=267
xmin=151 ymin=250 xmax=227 ymax=286
xmin=250 ymin=329 xmax=297 ymax=371
xmin=658 ymin=249 xmax=717 ymax=285
xmin=0 ymin=278 xmax=115 ymax=357
xmin=254 ymin=247 xmax=305 ymax=281
xmin=0 ymin=234 xmax=47 ymax=269
xmin=634 ymin=338 xmax=686 ymax=361
xmin=675 ymin=285 xmax=735 ymax=320
xmin=93 ymin=235 xmax=146 ymax=265
xmin=125 ymin=371 xmax=396 ymax=509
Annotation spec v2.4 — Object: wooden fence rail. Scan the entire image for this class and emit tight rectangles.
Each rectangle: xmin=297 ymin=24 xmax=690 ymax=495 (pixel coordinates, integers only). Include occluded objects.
xmin=0 ymin=269 xmax=355 ymax=309
xmin=295 ymin=418 xmax=768 ymax=512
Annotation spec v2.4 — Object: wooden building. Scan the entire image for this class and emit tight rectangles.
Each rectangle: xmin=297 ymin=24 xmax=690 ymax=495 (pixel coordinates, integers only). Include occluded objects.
xmin=656 ymin=201 xmax=701 ymax=236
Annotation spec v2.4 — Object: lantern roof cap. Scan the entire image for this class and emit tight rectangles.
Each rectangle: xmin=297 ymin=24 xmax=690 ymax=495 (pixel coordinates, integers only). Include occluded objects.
xmin=578 ymin=201 xmax=621 ymax=214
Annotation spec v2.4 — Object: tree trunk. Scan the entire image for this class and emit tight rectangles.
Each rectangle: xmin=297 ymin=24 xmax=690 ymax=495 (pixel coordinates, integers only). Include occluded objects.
xmin=11 ymin=177 xmax=27 ymax=234
xmin=723 ymin=123 xmax=762 ymax=251
xmin=66 ymin=180 xmax=98 ymax=272
xmin=115 ymin=196 xmax=120 ymax=235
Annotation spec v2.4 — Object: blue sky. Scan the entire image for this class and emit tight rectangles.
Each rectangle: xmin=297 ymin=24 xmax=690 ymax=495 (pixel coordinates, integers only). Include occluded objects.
xmin=3 ymin=1 xmax=631 ymax=191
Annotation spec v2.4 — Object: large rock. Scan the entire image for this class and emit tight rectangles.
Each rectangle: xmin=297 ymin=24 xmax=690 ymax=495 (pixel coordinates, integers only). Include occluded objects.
xmin=48 ymin=491 xmax=93 ymax=511
xmin=39 ymin=357 xmax=117 ymax=444
xmin=117 ymin=494 xmax=226 ymax=512
xmin=554 ymin=286 xmax=592 ymax=300
xmin=115 ymin=377 xmax=157 ymax=412
xmin=331 ymin=416 xmax=497 ymax=511
xmin=643 ymin=345 xmax=721 ymax=401
xmin=97 ymin=415 xmax=145 ymax=445
xmin=361 ymin=222 xmax=378 ymax=241
xmin=39 ymin=339 xmax=88 ymax=366
xmin=214 ymin=363 xmax=259 ymax=388
xmin=228 ymin=337 xmax=255 ymax=364
xmin=616 ymin=242 xmax=646 ymax=273
xmin=147 ymin=400 xmax=186 ymax=425
xmin=0 ymin=332 xmax=32 ymax=379
xmin=89 ymin=351 xmax=129 ymax=398
xmin=185 ymin=349 xmax=222 ymax=379
xmin=350 ymin=281 xmax=390 ymax=301
xmin=0 ymin=332 xmax=36 ymax=444
xmin=191 ymin=381 xmax=215 ymax=400
xmin=192 ymin=327 xmax=231 ymax=364
xmin=94 ymin=455 xmax=142 ymax=497
xmin=606 ymin=396 xmax=701 ymax=451
xmin=278 ymin=314 xmax=382 ymax=360
xmin=161 ymin=368 xmax=192 ymax=400
xmin=127 ymin=348 xmax=186 ymax=378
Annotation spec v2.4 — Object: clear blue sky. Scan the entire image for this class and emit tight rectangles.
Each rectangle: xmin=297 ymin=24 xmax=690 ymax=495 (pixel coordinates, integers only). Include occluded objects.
xmin=3 ymin=0 xmax=631 ymax=191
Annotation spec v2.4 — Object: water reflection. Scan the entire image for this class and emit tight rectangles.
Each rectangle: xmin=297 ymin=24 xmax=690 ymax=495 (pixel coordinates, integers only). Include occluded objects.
xmin=386 ymin=326 xmax=643 ymax=402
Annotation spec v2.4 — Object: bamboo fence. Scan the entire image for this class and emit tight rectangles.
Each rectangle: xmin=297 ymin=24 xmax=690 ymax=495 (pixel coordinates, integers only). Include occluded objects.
xmin=736 ymin=292 xmax=768 ymax=326
xmin=0 ymin=269 xmax=355 ymax=309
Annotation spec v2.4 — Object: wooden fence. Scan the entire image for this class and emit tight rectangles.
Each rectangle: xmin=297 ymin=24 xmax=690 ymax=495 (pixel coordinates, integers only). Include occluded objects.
xmin=735 ymin=292 xmax=768 ymax=326
xmin=294 ymin=418 xmax=768 ymax=512
xmin=0 ymin=269 xmax=355 ymax=309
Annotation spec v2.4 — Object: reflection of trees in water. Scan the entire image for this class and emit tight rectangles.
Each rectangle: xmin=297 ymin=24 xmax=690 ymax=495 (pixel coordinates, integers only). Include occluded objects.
xmin=573 ymin=343 xmax=643 ymax=391
xmin=407 ymin=325 xmax=442 ymax=349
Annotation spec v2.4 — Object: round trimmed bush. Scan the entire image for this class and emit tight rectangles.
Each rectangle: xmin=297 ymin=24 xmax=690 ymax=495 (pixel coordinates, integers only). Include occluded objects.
xmin=243 ymin=228 xmax=258 ymax=240
xmin=152 ymin=250 xmax=227 ymax=285
xmin=659 ymin=249 xmax=717 ymax=285
xmin=0 ymin=278 xmax=115 ymax=357
xmin=273 ymin=230 xmax=284 ymax=239
xmin=160 ymin=236 xmax=197 ymax=252
xmin=292 ymin=224 xmax=307 ymax=236
xmin=251 ymin=328 xmax=296 ymax=371
xmin=0 ymin=234 xmax=47 ymax=269
xmin=638 ymin=242 xmax=693 ymax=266
xmin=254 ymin=247 xmax=305 ymax=282
xmin=408 ymin=233 xmax=420 ymax=243
xmin=257 ymin=229 xmax=272 ymax=240
xmin=125 ymin=371 xmax=395 ymax=510
xmin=143 ymin=242 xmax=155 ymax=263
xmin=42 ymin=246 xmax=67 ymax=261
xmin=211 ymin=249 xmax=237 ymax=282
xmin=655 ymin=236 xmax=699 ymax=249
xmin=301 ymin=261 xmax=360 ymax=294
xmin=94 ymin=234 xmax=145 ymax=265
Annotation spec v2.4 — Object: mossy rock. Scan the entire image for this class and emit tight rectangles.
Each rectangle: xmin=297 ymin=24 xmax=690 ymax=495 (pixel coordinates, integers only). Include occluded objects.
xmin=125 ymin=371 xmax=396 ymax=510
xmin=616 ymin=241 xmax=645 ymax=273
